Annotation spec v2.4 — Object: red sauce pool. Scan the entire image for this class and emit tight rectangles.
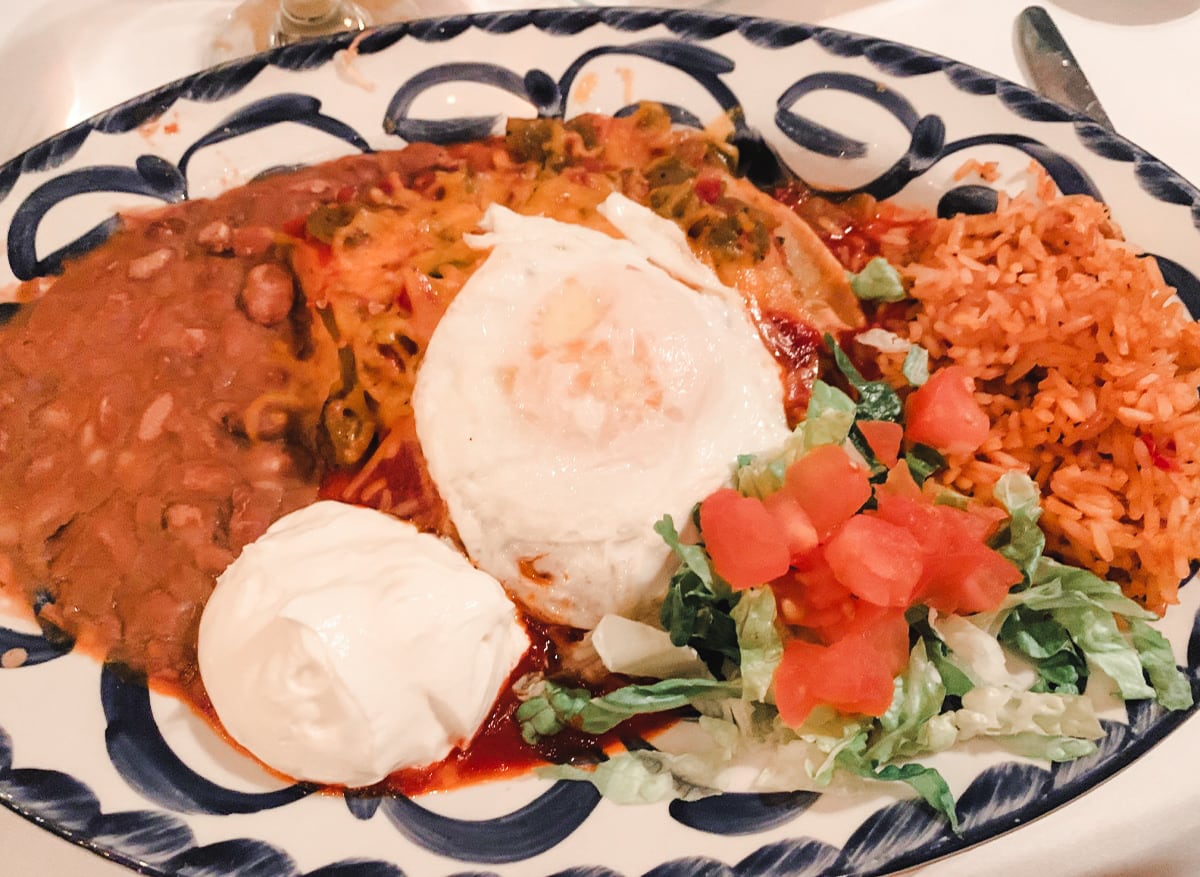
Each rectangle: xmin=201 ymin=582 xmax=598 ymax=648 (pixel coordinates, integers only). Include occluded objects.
xmin=368 ymin=619 xmax=681 ymax=797
xmin=154 ymin=614 xmax=681 ymax=798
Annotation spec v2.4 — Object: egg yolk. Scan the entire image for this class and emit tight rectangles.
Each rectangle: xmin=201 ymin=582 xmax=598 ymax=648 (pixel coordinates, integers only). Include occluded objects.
xmin=499 ymin=273 xmax=686 ymax=443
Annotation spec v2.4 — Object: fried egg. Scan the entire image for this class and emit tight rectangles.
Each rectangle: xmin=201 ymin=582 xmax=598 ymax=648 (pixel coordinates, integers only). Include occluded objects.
xmin=413 ymin=194 xmax=790 ymax=629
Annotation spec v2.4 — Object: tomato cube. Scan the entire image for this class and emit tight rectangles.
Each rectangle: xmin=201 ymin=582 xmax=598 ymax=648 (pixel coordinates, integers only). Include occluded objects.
xmin=778 ymin=444 xmax=872 ymax=540
xmin=824 ymin=515 xmax=924 ymax=607
xmin=699 ymin=488 xmax=791 ymax=590
xmin=905 ymin=365 xmax=990 ymax=455
xmin=857 ymin=419 xmax=904 ymax=467
xmin=763 ymin=492 xmax=819 ymax=560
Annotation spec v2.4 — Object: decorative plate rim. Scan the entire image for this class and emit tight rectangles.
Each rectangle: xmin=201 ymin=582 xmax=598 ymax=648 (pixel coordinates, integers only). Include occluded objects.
xmin=1 ymin=8 xmax=1198 ymax=877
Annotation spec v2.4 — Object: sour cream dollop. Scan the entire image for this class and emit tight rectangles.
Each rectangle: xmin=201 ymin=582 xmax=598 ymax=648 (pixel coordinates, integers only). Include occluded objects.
xmin=198 ymin=501 xmax=530 ymax=787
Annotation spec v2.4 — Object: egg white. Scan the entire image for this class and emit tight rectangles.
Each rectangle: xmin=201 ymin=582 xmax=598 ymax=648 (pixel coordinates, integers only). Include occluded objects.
xmin=412 ymin=194 xmax=790 ymax=629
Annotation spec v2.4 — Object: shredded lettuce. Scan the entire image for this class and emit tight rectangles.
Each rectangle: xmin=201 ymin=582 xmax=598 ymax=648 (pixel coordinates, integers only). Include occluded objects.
xmin=991 ymin=471 xmax=1046 ymax=582
xmin=984 ymin=473 xmax=1192 ymax=709
xmin=803 ymin=380 xmax=857 ymax=450
xmin=855 ymin=328 xmax=912 ymax=354
xmin=655 ymin=514 xmax=740 ymax=674
xmin=933 ymin=614 xmax=1026 ymax=689
xmin=902 ymin=344 xmax=930 ymax=387
xmin=734 ymin=380 xmax=856 ymax=498
xmin=847 ymin=256 xmax=907 ymax=302
xmin=904 ymin=443 xmax=945 ymax=486
xmin=853 ymin=328 xmax=928 ymax=387
xmin=731 ymin=588 xmax=783 ymax=702
xmin=1129 ymin=618 xmax=1195 ymax=711
xmin=836 ymin=747 xmax=960 ymax=833
xmin=517 ymin=677 xmax=736 ymax=742
xmin=998 ymin=606 xmax=1086 ymax=694
xmin=826 ymin=334 xmax=903 ymax=423
xmin=540 ymin=752 xmax=704 ymax=804
xmin=1005 ymin=559 xmax=1157 ymax=702
xmin=991 ymin=732 xmax=1098 ymax=762
xmin=950 ymin=686 xmax=1103 ymax=743
xmin=866 ymin=644 xmax=949 ymax=764
xmin=592 ymin=615 xmax=709 ymax=680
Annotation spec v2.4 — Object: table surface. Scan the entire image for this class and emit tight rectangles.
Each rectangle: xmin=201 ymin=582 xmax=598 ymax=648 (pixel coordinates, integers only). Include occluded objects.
xmin=1 ymin=1 xmax=1198 ymax=875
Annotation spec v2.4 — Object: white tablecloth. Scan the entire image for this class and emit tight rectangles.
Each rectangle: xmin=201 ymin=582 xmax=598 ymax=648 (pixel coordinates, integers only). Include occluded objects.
xmin=1 ymin=2 xmax=1198 ymax=875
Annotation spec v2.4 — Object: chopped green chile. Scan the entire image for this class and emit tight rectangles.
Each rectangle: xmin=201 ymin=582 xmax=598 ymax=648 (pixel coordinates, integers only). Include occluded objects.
xmin=306 ymin=203 xmax=359 ymax=244
xmin=322 ymin=387 xmax=377 ymax=467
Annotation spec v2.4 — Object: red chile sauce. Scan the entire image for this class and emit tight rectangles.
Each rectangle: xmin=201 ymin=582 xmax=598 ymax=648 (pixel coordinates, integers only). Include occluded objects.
xmin=369 ymin=619 xmax=680 ymax=797
xmin=152 ymin=615 xmax=681 ymax=798
xmin=772 ymin=181 xmax=935 ymax=274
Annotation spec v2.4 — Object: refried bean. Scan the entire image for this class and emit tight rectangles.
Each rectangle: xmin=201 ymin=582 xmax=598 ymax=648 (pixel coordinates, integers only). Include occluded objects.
xmin=0 ymin=153 xmax=439 ymax=695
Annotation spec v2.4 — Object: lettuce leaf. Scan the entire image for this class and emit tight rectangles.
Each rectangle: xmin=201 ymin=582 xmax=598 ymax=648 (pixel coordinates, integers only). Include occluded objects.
xmin=592 ymin=615 xmax=710 ymax=680
xmin=951 ymin=685 xmax=1104 ymax=742
xmin=848 ymin=257 xmax=907 ymax=302
xmin=517 ymin=677 xmax=737 ymax=742
xmin=540 ymin=752 xmax=707 ymax=804
xmin=731 ymin=588 xmax=783 ymax=702
xmin=655 ymin=514 xmax=741 ymax=674
xmin=991 ymin=471 xmax=1045 ymax=583
xmin=1009 ymin=559 xmax=1157 ymax=702
xmin=733 ymin=380 xmax=857 ymax=499
xmin=998 ymin=606 xmax=1086 ymax=694
xmin=902 ymin=344 xmax=930 ymax=387
xmin=904 ymin=443 xmax=945 ymax=487
xmin=836 ymin=746 xmax=960 ymax=833
xmin=853 ymin=329 xmax=927 ymax=386
xmin=933 ymin=614 xmax=1024 ymax=689
xmin=995 ymin=732 xmax=1098 ymax=762
xmin=985 ymin=473 xmax=1190 ymax=710
xmin=904 ymin=611 xmax=974 ymax=698
xmin=867 ymin=643 xmax=949 ymax=763
xmin=803 ymin=380 xmax=857 ymax=450
xmin=826 ymin=334 xmax=903 ymax=423
xmin=1129 ymin=618 xmax=1195 ymax=711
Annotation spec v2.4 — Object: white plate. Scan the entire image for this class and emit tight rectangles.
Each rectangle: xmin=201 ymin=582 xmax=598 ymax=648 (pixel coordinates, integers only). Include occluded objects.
xmin=1 ymin=9 xmax=1198 ymax=876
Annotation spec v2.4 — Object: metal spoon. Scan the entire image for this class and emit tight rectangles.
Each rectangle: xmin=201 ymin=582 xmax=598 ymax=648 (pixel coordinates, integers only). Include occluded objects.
xmin=1015 ymin=6 xmax=1115 ymax=130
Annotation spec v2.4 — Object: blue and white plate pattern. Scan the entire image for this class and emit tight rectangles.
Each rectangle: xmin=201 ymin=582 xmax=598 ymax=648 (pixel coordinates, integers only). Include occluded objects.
xmin=1 ymin=8 xmax=1199 ymax=876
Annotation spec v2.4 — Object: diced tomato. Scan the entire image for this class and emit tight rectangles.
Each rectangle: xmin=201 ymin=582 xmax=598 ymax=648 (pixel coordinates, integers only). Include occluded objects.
xmin=776 ymin=550 xmax=857 ymax=630
xmin=773 ymin=640 xmax=825 ymax=726
xmin=875 ymin=493 xmax=943 ymax=540
xmin=857 ymin=420 xmax=903 ymax=467
xmin=777 ymin=444 xmax=872 ymax=540
xmin=763 ymin=492 xmax=819 ymax=560
xmin=878 ymin=460 xmax=922 ymax=499
xmin=824 ymin=515 xmax=924 ymax=607
xmin=875 ymin=494 xmax=1020 ymax=615
xmin=905 ymin=366 xmax=990 ymax=455
xmin=774 ymin=626 xmax=904 ymax=727
xmin=921 ymin=546 xmax=1023 ymax=614
xmin=699 ymin=488 xmax=791 ymax=590
xmin=768 ymin=568 xmax=835 ymax=633
xmin=832 ymin=603 xmax=911 ymax=670
xmin=791 ymin=549 xmax=847 ymax=608
xmin=950 ymin=502 xmax=1007 ymax=544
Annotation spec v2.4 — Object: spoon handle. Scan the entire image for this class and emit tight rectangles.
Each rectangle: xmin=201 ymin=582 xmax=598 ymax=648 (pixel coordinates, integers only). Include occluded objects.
xmin=1016 ymin=5 xmax=1115 ymax=130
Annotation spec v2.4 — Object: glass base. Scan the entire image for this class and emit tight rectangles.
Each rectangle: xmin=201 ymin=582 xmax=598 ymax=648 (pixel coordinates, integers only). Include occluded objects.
xmin=209 ymin=0 xmax=429 ymax=63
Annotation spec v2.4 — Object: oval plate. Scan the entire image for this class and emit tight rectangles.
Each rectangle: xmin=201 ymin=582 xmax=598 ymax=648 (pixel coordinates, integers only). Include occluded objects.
xmin=1 ymin=8 xmax=1199 ymax=876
